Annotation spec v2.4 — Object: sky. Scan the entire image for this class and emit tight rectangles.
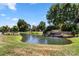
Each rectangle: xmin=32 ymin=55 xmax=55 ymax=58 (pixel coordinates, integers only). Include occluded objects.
xmin=0 ymin=3 xmax=52 ymax=27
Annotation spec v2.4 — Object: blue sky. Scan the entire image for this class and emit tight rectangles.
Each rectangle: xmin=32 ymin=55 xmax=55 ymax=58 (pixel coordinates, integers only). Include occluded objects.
xmin=0 ymin=3 xmax=52 ymax=27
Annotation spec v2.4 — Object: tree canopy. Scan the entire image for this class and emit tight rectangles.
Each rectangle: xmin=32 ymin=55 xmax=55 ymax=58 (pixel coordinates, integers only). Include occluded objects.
xmin=46 ymin=3 xmax=79 ymax=32
xmin=17 ymin=19 xmax=29 ymax=32
xmin=11 ymin=26 xmax=19 ymax=32
xmin=46 ymin=3 xmax=79 ymax=29
xmin=1 ymin=25 xmax=10 ymax=34
xmin=37 ymin=21 xmax=46 ymax=31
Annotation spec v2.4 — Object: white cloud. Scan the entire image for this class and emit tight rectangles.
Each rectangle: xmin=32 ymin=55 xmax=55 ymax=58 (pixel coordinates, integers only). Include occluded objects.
xmin=0 ymin=13 xmax=6 ymax=16
xmin=12 ymin=18 xmax=18 ymax=21
xmin=7 ymin=3 xmax=16 ymax=10
xmin=0 ymin=3 xmax=16 ymax=11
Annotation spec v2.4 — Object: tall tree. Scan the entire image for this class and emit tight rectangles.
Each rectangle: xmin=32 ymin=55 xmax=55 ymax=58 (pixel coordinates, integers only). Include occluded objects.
xmin=46 ymin=3 xmax=79 ymax=30
xmin=17 ymin=19 xmax=28 ymax=32
xmin=1 ymin=25 xmax=10 ymax=34
xmin=11 ymin=26 xmax=19 ymax=32
xmin=38 ymin=21 xmax=46 ymax=31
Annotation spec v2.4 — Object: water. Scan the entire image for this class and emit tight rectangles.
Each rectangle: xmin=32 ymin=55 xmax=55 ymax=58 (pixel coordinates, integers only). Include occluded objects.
xmin=21 ymin=34 xmax=72 ymax=45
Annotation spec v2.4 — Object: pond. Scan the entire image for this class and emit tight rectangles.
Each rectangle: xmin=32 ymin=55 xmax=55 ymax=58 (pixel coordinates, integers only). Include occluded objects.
xmin=21 ymin=34 xmax=72 ymax=45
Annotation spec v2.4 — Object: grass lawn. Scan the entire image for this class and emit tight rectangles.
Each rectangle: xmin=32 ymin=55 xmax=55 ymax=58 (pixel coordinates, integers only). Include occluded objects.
xmin=0 ymin=34 xmax=79 ymax=55
xmin=20 ymin=31 xmax=43 ymax=35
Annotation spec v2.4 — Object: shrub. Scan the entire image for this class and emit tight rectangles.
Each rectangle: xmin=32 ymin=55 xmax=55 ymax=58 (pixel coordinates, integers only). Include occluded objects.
xmin=43 ymin=25 xmax=59 ymax=35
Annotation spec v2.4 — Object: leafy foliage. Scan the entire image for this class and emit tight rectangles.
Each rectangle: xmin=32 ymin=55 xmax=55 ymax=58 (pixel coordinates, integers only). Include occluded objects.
xmin=17 ymin=19 xmax=29 ymax=32
xmin=11 ymin=26 xmax=19 ymax=32
xmin=31 ymin=25 xmax=37 ymax=31
xmin=37 ymin=21 xmax=46 ymax=31
xmin=46 ymin=3 xmax=79 ymax=29
xmin=1 ymin=25 xmax=10 ymax=34
xmin=43 ymin=25 xmax=60 ymax=35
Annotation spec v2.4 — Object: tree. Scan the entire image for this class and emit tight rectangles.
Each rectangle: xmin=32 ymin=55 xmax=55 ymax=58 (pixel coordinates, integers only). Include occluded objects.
xmin=46 ymin=4 xmax=64 ymax=28
xmin=11 ymin=26 xmax=19 ymax=32
xmin=38 ymin=21 xmax=46 ymax=31
xmin=31 ymin=25 xmax=37 ymax=31
xmin=17 ymin=19 xmax=29 ymax=32
xmin=1 ymin=25 xmax=10 ymax=34
xmin=46 ymin=3 xmax=79 ymax=36
xmin=46 ymin=3 xmax=79 ymax=30
xmin=0 ymin=27 xmax=2 ymax=32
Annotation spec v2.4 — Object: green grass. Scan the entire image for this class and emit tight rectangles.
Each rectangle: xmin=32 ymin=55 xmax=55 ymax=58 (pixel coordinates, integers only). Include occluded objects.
xmin=20 ymin=31 xmax=43 ymax=35
xmin=0 ymin=35 xmax=38 ymax=55
xmin=0 ymin=34 xmax=79 ymax=55
xmin=60 ymin=37 xmax=79 ymax=55
xmin=66 ymin=37 xmax=79 ymax=46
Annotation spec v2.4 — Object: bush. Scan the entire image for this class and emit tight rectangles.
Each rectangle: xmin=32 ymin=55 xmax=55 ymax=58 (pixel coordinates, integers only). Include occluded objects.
xmin=43 ymin=25 xmax=59 ymax=35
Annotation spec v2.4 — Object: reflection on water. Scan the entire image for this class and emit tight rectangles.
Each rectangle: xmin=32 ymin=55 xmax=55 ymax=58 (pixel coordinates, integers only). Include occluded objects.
xmin=21 ymin=34 xmax=72 ymax=45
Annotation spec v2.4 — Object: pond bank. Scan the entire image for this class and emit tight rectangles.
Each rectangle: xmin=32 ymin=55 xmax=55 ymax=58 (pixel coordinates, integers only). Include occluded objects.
xmin=0 ymin=34 xmax=79 ymax=55
xmin=43 ymin=30 xmax=78 ymax=38
xmin=0 ymin=35 xmax=64 ymax=55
